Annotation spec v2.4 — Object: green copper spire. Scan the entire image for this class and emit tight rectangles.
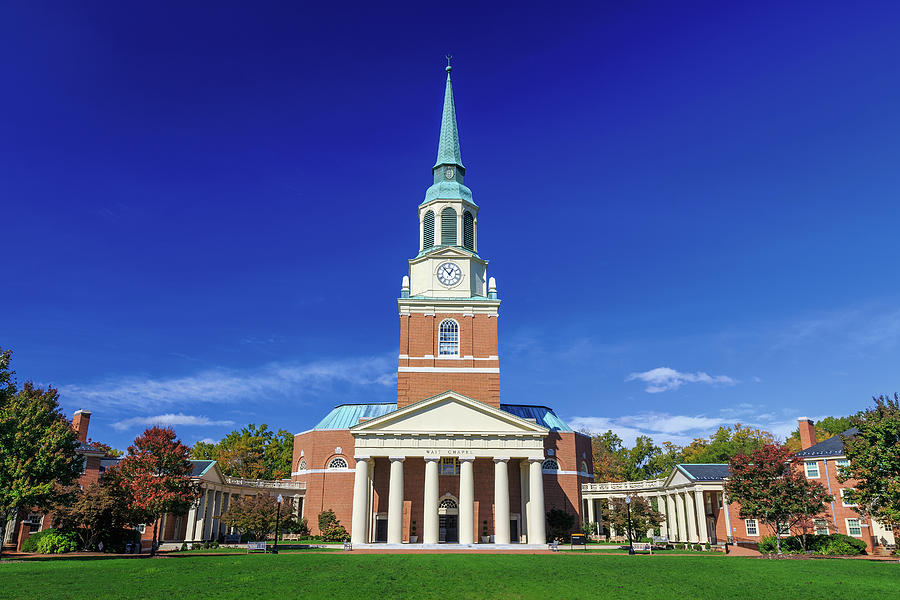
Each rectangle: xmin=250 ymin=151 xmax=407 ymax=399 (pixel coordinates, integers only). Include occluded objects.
xmin=433 ymin=60 xmax=464 ymax=170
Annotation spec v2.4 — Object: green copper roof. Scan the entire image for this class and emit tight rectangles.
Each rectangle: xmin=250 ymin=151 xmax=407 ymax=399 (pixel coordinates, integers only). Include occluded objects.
xmin=423 ymin=180 xmax=473 ymax=204
xmin=433 ymin=68 xmax=464 ymax=169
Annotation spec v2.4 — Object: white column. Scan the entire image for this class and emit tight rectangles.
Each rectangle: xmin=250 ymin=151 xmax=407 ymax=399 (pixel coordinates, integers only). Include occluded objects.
xmin=211 ymin=490 xmax=222 ymax=540
xmin=459 ymin=457 xmax=475 ymax=544
xmin=519 ymin=460 xmax=530 ymax=543
xmin=586 ymin=496 xmax=595 ymax=527
xmin=185 ymin=500 xmax=199 ymax=542
xmin=654 ymin=494 xmax=665 ymax=538
xmin=527 ymin=458 xmax=546 ymax=544
xmin=423 ymin=457 xmax=440 ymax=544
xmin=192 ymin=490 xmax=205 ymax=541
xmin=219 ymin=493 xmax=230 ymax=537
xmin=694 ymin=490 xmax=709 ymax=544
xmin=351 ymin=457 xmax=370 ymax=545
xmin=666 ymin=494 xmax=678 ymax=541
xmin=675 ymin=492 xmax=687 ymax=542
xmin=202 ymin=489 xmax=214 ymax=540
xmin=493 ymin=457 xmax=510 ymax=544
xmin=684 ymin=491 xmax=698 ymax=543
xmin=608 ymin=500 xmax=617 ymax=537
xmin=387 ymin=457 xmax=405 ymax=544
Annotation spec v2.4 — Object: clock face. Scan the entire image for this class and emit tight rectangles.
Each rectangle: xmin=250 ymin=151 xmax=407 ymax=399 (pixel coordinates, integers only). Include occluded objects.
xmin=436 ymin=261 xmax=462 ymax=287
xmin=444 ymin=167 xmax=454 ymax=180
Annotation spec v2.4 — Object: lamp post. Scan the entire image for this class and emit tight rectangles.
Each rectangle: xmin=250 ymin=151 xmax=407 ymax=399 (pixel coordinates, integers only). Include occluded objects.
xmin=625 ymin=496 xmax=635 ymax=555
xmin=274 ymin=494 xmax=283 ymax=555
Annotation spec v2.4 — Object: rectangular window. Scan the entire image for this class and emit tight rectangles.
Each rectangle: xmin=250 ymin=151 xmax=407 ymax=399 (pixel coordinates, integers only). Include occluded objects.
xmin=25 ymin=514 xmax=43 ymax=534
xmin=814 ymin=519 xmax=829 ymax=535
xmin=439 ymin=457 xmax=459 ymax=476
xmin=835 ymin=459 xmax=850 ymax=468
xmin=134 ymin=524 xmax=146 ymax=534
xmin=846 ymin=518 xmax=862 ymax=537
xmin=745 ymin=519 xmax=758 ymax=536
xmin=840 ymin=489 xmax=857 ymax=507
xmin=804 ymin=461 xmax=820 ymax=478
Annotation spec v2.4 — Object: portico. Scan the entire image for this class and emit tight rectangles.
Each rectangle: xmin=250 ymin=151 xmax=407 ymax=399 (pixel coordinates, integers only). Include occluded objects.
xmin=348 ymin=392 xmax=549 ymax=547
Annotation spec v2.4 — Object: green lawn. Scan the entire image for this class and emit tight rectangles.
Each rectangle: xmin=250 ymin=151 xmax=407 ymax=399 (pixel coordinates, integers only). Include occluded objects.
xmin=0 ymin=553 xmax=897 ymax=599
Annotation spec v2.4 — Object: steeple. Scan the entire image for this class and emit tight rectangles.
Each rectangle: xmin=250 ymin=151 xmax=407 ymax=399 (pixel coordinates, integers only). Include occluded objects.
xmin=424 ymin=59 xmax=473 ymax=205
xmin=434 ymin=59 xmax=464 ymax=171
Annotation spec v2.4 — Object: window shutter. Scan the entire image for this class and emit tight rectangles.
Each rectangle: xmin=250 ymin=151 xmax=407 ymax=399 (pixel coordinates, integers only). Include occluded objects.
xmin=463 ymin=211 xmax=474 ymax=250
xmin=441 ymin=207 xmax=457 ymax=245
xmin=423 ymin=211 xmax=435 ymax=249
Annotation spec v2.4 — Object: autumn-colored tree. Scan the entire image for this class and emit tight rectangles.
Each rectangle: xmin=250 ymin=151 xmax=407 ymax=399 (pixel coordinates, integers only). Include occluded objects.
xmin=600 ymin=494 xmax=664 ymax=542
xmin=54 ymin=468 xmax=144 ymax=550
xmin=725 ymin=443 xmax=833 ymax=555
xmin=87 ymin=439 xmax=122 ymax=458
xmin=117 ymin=427 xmax=198 ymax=555
xmin=191 ymin=424 xmax=293 ymax=480
xmin=0 ymin=349 xmax=83 ymax=558
xmin=682 ymin=424 xmax=775 ymax=464
xmin=219 ymin=495 xmax=280 ymax=541
xmin=840 ymin=394 xmax=900 ymax=532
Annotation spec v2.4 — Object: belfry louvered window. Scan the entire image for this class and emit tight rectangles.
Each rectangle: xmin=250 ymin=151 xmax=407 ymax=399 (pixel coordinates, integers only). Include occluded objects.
xmin=463 ymin=211 xmax=474 ymax=250
xmin=423 ymin=210 xmax=435 ymax=250
xmin=439 ymin=319 xmax=459 ymax=357
xmin=441 ymin=207 xmax=457 ymax=245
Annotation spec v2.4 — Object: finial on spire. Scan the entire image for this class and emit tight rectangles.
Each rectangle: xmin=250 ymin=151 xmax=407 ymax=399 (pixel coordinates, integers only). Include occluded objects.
xmin=445 ymin=54 xmax=453 ymax=73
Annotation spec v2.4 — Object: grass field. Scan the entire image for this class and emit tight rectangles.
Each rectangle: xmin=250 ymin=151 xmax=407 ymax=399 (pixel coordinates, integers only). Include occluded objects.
xmin=1 ymin=553 xmax=897 ymax=599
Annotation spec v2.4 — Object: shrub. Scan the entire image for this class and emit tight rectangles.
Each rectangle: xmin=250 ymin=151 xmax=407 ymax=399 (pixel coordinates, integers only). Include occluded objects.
xmin=20 ymin=529 xmax=55 ymax=553
xmin=97 ymin=528 xmax=140 ymax=554
xmin=180 ymin=542 xmax=188 ymax=551
xmin=36 ymin=530 xmax=78 ymax=554
xmin=546 ymin=508 xmax=576 ymax=543
xmin=759 ymin=533 xmax=867 ymax=555
xmin=317 ymin=509 xmax=349 ymax=542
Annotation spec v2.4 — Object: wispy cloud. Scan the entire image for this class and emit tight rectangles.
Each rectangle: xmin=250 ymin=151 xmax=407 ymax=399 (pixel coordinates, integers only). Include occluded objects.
xmin=112 ymin=413 xmax=235 ymax=431
xmin=626 ymin=367 xmax=736 ymax=393
xmin=62 ymin=355 xmax=396 ymax=411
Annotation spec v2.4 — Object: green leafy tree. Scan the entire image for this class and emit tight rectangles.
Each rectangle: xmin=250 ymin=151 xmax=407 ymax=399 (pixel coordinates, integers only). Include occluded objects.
xmin=118 ymin=427 xmax=199 ymax=555
xmin=725 ymin=443 xmax=833 ymax=555
xmin=545 ymin=508 xmax=576 ymax=542
xmin=648 ymin=441 xmax=685 ymax=478
xmin=0 ymin=349 xmax=83 ymax=558
xmin=682 ymin=424 xmax=775 ymax=464
xmin=191 ymin=424 xmax=293 ymax=480
xmin=600 ymin=495 xmax=664 ymax=542
xmin=840 ymin=394 xmax=900 ymax=532
xmin=316 ymin=509 xmax=349 ymax=541
xmin=786 ymin=415 xmax=856 ymax=451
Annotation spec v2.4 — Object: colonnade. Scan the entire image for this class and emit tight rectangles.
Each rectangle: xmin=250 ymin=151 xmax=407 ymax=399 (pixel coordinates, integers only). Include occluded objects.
xmin=583 ymin=488 xmax=713 ymax=544
xmin=184 ymin=486 xmax=303 ymax=542
xmin=351 ymin=455 xmax=547 ymax=545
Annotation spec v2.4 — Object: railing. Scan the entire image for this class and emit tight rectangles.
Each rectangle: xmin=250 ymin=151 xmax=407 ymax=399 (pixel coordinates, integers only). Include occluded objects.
xmin=224 ymin=477 xmax=306 ymax=490
xmin=581 ymin=478 xmax=666 ymax=493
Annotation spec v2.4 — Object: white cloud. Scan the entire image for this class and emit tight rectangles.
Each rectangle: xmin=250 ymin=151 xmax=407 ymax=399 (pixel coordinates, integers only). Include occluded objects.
xmin=626 ymin=367 xmax=736 ymax=393
xmin=112 ymin=413 xmax=235 ymax=431
xmin=61 ymin=355 xmax=396 ymax=410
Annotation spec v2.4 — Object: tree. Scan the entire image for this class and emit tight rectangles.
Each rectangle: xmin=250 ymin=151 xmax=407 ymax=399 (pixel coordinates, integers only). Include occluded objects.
xmin=190 ymin=424 xmax=293 ymax=480
xmin=682 ymin=424 xmax=775 ymax=464
xmin=117 ymin=427 xmax=199 ymax=555
xmin=840 ymin=394 xmax=900 ymax=532
xmin=53 ymin=468 xmax=144 ymax=550
xmin=725 ymin=443 xmax=833 ymax=555
xmin=545 ymin=508 xmax=576 ymax=542
xmin=316 ymin=509 xmax=349 ymax=542
xmin=588 ymin=430 xmax=627 ymax=482
xmin=0 ymin=349 xmax=83 ymax=558
xmin=600 ymin=495 xmax=664 ymax=542
xmin=219 ymin=495 xmax=279 ymax=541
xmin=785 ymin=415 xmax=856 ymax=451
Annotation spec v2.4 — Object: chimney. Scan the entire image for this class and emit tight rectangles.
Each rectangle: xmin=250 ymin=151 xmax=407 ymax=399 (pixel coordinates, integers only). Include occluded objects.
xmin=798 ymin=417 xmax=817 ymax=450
xmin=73 ymin=410 xmax=91 ymax=443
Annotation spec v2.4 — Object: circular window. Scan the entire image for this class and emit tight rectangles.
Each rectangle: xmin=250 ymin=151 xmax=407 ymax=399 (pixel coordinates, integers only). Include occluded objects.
xmin=328 ymin=457 xmax=348 ymax=469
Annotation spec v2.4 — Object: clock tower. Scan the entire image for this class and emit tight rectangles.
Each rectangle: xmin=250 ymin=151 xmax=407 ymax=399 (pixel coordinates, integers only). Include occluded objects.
xmin=397 ymin=64 xmax=501 ymax=409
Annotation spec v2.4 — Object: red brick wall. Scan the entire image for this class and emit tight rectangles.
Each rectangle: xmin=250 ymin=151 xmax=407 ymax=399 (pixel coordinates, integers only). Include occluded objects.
xmin=291 ymin=429 xmax=357 ymax=535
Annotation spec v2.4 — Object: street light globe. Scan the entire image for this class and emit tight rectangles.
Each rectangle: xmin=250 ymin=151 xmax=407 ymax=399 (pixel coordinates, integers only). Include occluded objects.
xmin=624 ymin=496 xmax=631 ymax=504
xmin=277 ymin=494 xmax=283 ymax=504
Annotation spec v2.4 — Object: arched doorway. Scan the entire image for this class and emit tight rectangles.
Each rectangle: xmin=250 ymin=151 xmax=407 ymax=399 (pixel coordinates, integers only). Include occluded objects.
xmin=438 ymin=496 xmax=459 ymax=543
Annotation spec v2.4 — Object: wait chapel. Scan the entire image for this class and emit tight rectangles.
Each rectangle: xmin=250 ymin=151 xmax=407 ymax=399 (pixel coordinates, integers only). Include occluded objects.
xmin=290 ymin=65 xmax=594 ymax=546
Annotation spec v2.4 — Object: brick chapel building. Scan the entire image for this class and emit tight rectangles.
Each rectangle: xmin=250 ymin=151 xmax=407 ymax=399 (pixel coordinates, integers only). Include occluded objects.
xmin=290 ymin=65 xmax=593 ymax=546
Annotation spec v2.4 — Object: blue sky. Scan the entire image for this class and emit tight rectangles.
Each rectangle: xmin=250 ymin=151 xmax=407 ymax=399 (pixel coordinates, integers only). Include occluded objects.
xmin=3 ymin=2 xmax=900 ymax=452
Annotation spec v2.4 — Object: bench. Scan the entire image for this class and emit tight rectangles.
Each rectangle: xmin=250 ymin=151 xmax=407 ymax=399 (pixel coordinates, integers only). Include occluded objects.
xmin=343 ymin=541 xmax=352 ymax=551
xmin=246 ymin=541 xmax=267 ymax=554
xmin=632 ymin=542 xmax=652 ymax=554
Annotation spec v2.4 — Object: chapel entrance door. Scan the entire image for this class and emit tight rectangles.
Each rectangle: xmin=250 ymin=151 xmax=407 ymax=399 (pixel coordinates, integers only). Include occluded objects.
xmin=510 ymin=518 xmax=519 ymax=543
xmin=375 ymin=519 xmax=388 ymax=543
xmin=439 ymin=515 xmax=458 ymax=543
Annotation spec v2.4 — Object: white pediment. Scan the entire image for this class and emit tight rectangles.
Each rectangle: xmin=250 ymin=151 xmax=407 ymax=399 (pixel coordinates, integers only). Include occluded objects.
xmin=351 ymin=392 xmax=548 ymax=436
xmin=664 ymin=466 xmax=693 ymax=487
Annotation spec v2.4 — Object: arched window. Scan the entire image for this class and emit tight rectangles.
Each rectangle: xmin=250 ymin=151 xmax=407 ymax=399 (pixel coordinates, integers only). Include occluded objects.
xmin=581 ymin=461 xmax=588 ymax=474
xmin=463 ymin=211 xmax=474 ymax=251
xmin=542 ymin=459 xmax=560 ymax=472
xmin=423 ymin=210 xmax=435 ymax=250
xmin=439 ymin=319 xmax=459 ymax=357
xmin=298 ymin=459 xmax=307 ymax=470
xmin=328 ymin=457 xmax=348 ymax=469
xmin=441 ymin=207 xmax=457 ymax=245
xmin=439 ymin=498 xmax=458 ymax=509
